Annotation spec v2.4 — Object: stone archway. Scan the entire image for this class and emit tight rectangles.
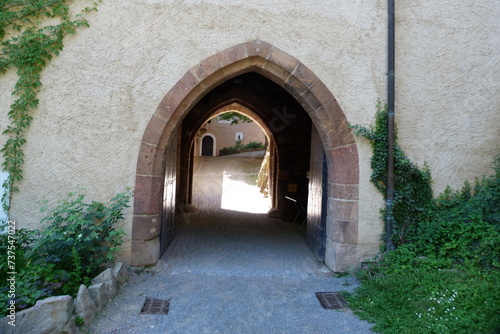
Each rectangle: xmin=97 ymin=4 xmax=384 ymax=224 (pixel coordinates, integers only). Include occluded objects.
xmin=132 ymin=40 xmax=359 ymax=272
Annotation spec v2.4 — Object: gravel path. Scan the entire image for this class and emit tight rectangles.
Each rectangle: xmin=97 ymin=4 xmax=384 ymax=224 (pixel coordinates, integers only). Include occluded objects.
xmin=89 ymin=153 xmax=373 ymax=334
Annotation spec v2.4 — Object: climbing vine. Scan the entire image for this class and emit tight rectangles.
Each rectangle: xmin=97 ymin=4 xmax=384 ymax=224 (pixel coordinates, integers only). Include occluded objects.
xmin=350 ymin=101 xmax=434 ymax=246
xmin=0 ymin=0 xmax=100 ymax=220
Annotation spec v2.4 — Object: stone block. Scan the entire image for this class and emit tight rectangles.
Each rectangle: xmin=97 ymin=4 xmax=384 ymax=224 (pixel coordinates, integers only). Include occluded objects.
xmin=133 ymin=175 xmax=164 ymax=215
xmin=330 ymin=220 xmax=358 ymax=244
xmin=325 ymin=238 xmax=357 ymax=273
xmin=74 ymin=284 xmax=96 ymax=326
xmin=326 ymin=145 xmax=359 ymax=184
xmin=88 ymin=282 xmax=108 ymax=309
xmin=0 ymin=295 xmax=74 ymax=334
xmin=113 ymin=262 xmax=128 ymax=288
xmin=327 ymin=198 xmax=359 ymax=221
xmin=92 ymin=268 xmax=117 ymax=299
xmin=130 ymin=237 xmax=160 ymax=266
xmin=132 ymin=214 xmax=161 ymax=240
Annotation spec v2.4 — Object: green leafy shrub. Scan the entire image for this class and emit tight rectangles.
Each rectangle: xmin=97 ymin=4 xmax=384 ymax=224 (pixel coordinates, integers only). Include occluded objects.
xmin=219 ymin=141 xmax=266 ymax=156
xmin=244 ymin=141 xmax=265 ymax=149
xmin=0 ymin=189 xmax=131 ymax=316
xmin=32 ymin=190 xmax=130 ymax=275
xmin=410 ymin=156 xmax=500 ymax=270
xmin=347 ymin=103 xmax=500 ymax=333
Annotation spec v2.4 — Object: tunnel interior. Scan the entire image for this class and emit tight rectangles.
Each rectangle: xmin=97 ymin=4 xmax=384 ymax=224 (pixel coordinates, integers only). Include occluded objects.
xmin=179 ymin=73 xmax=312 ymax=219
xmin=156 ymin=72 xmax=328 ymax=262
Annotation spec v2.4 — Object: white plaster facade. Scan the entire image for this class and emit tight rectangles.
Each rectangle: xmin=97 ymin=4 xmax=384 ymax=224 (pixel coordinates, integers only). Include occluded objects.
xmin=0 ymin=0 xmax=498 ymax=266
xmin=194 ymin=115 xmax=266 ymax=157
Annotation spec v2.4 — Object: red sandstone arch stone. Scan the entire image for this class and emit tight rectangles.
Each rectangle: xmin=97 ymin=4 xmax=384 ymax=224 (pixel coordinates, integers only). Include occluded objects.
xmin=132 ymin=40 xmax=359 ymax=271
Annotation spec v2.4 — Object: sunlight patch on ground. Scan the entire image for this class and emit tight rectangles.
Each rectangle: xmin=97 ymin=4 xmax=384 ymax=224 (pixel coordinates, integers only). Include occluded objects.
xmin=220 ymin=171 xmax=271 ymax=213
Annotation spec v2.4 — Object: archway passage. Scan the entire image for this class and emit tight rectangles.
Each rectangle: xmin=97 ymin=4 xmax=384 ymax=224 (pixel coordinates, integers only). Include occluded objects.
xmin=132 ymin=40 xmax=359 ymax=272
xmin=179 ymin=73 xmax=312 ymax=214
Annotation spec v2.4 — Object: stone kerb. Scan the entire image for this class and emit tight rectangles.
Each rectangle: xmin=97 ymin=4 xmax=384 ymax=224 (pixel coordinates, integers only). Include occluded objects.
xmin=0 ymin=263 xmax=128 ymax=334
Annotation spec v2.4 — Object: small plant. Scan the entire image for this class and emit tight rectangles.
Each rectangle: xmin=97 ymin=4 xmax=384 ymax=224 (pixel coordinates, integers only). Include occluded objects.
xmin=220 ymin=141 xmax=266 ymax=155
xmin=0 ymin=189 xmax=131 ymax=316
xmin=32 ymin=190 xmax=131 ymax=275
xmin=244 ymin=141 xmax=265 ymax=149
xmin=75 ymin=315 xmax=84 ymax=327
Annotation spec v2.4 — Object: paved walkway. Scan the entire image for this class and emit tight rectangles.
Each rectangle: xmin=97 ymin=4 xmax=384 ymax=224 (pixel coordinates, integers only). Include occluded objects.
xmin=191 ymin=151 xmax=271 ymax=213
xmin=89 ymin=153 xmax=373 ymax=333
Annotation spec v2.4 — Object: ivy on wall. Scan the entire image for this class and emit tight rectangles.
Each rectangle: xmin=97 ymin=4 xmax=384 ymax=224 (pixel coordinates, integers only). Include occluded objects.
xmin=0 ymin=0 xmax=100 ymax=219
xmin=350 ymin=102 xmax=435 ymax=246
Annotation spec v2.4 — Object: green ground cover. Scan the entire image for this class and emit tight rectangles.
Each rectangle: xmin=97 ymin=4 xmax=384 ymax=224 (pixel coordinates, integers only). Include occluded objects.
xmin=346 ymin=104 xmax=500 ymax=333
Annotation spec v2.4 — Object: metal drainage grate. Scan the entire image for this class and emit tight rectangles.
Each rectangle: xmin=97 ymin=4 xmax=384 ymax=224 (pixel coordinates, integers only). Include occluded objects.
xmin=315 ymin=292 xmax=349 ymax=310
xmin=139 ymin=297 xmax=170 ymax=315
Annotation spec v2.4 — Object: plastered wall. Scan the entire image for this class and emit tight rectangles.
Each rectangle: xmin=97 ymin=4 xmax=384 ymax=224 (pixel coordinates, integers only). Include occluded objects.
xmin=0 ymin=0 xmax=498 ymax=265
xmin=194 ymin=118 xmax=266 ymax=157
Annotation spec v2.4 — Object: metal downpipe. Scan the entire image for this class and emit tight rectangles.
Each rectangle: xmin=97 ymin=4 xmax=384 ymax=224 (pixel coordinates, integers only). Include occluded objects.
xmin=386 ymin=0 xmax=396 ymax=251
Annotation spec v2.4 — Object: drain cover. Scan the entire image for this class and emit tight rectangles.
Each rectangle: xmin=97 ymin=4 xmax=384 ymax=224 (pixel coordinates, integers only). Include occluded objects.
xmin=139 ymin=297 xmax=170 ymax=315
xmin=315 ymin=292 xmax=348 ymax=310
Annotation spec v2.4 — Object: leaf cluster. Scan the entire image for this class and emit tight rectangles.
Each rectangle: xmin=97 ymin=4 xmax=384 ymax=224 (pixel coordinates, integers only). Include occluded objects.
xmin=0 ymin=189 xmax=130 ymax=316
xmin=350 ymin=102 xmax=434 ymax=246
xmin=0 ymin=0 xmax=100 ymax=220
xmin=415 ymin=161 xmax=500 ymax=270
xmin=216 ymin=111 xmax=253 ymax=125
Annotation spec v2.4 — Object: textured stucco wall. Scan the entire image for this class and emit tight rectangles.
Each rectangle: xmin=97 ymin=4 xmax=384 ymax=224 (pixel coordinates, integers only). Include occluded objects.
xmin=396 ymin=1 xmax=500 ymax=193
xmin=0 ymin=0 xmax=498 ymax=264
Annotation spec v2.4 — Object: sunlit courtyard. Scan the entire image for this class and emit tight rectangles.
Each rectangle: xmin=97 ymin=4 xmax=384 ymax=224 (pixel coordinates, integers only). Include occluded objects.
xmin=192 ymin=150 xmax=271 ymax=213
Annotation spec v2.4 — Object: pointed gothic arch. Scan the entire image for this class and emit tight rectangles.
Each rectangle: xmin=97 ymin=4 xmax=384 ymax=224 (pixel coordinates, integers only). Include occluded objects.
xmin=132 ymin=40 xmax=359 ymax=272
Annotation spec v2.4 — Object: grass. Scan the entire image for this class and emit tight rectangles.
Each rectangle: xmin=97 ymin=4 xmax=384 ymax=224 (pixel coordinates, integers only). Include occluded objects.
xmin=345 ymin=259 xmax=500 ymax=333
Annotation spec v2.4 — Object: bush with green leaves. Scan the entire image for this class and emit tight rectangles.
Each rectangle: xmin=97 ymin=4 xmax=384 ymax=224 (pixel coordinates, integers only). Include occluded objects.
xmin=347 ymin=103 xmax=500 ymax=333
xmin=216 ymin=111 xmax=252 ymax=124
xmin=0 ymin=189 xmax=130 ymax=316
xmin=416 ymin=173 xmax=500 ymax=270
xmin=346 ymin=168 xmax=500 ymax=333
xmin=224 ymin=141 xmax=265 ymax=151
xmin=244 ymin=141 xmax=266 ymax=149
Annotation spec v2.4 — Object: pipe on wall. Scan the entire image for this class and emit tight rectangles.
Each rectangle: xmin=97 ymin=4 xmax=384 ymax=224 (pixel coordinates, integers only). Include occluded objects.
xmin=386 ymin=0 xmax=396 ymax=251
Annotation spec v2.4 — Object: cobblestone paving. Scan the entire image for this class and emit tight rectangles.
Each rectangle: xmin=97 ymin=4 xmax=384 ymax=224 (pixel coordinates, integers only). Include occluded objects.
xmin=166 ymin=209 xmax=319 ymax=278
xmin=89 ymin=153 xmax=373 ymax=333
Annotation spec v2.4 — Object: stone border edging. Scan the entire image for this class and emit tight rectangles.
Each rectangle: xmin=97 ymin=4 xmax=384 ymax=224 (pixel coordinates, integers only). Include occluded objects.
xmin=0 ymin=262 xmax=128 ymax=334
